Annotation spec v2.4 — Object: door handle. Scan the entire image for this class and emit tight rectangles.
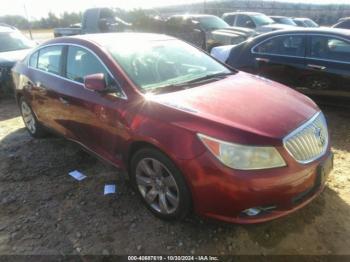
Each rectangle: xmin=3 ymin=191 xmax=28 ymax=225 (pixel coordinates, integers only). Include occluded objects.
xmin=255 ymin=57 xmax=270 ymax=63
xmin=307 ymin=64 xmax=326 ymax=70
xmin=59 ymin=97 xmax=69 ymax=105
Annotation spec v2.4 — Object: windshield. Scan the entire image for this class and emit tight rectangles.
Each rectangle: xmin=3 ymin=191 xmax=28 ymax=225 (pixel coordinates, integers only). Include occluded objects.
xmin=0 ymin=32 xmax=35 ymax=52
xmin=275 ymin=17 xmax=297 ymax=26
xmin=304 ymin=19 xmax=319 ymax=27
xmin=251 ymin=14 xmax=275 ymax=26
xmin=195 ymin=16 xmax=230 ymax=30
xmin=107 ymin=39 xmax=231 ymax=93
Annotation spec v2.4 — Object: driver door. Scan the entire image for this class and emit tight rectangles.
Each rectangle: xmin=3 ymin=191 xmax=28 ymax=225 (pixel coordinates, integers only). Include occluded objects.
xmin=57 ymin=45 xmax=128 ymax=165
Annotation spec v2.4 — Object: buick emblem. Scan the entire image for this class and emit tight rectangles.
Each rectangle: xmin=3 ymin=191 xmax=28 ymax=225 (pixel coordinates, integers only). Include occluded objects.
xmin=314 ymin=127 xmax=325 ymax=147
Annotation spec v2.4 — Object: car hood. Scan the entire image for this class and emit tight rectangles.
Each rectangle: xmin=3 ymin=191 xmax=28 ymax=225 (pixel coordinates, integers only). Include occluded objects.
xmin=152 ymin=72 xmax=319 ymax=144
xmin=257 ymin=23 xmax=296 ymax=32
xmin=212 ymin=27 xmax=255 ymax=36
xmin=0 ymin=49 xmax=32 ymax=65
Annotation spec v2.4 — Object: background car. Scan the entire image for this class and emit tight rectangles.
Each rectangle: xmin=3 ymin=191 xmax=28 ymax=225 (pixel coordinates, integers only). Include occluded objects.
xmin=332 ymin=17 xmax=350 ymax=29
xmin=12 ymin=33 xmax=331 ymax=224
xmin=211 ymin=28 xmax=350 ymax=106
xmin=54 ymin=7 xmax=132 ymax=37
xmin=270 ymin=16 xmax=298 ymax=26
xmin=222 ymin=12 xmax=295 ymax=34
xmin=164 ymin=14 xmax=256 ymax=51
xmin=0 ymin=24 xmax=36 ymax=97
xmin=293 ymin=18 xmax=319 ymax=28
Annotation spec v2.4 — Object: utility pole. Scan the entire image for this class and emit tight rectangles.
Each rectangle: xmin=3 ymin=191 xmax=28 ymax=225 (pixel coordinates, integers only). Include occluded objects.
xmin=23 ymin=4 xmax=33 ymax=40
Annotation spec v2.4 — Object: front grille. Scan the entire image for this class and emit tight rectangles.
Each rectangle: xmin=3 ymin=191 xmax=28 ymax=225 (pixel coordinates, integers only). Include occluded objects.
xmin=283 ymin=112 xmax=328 ymax=164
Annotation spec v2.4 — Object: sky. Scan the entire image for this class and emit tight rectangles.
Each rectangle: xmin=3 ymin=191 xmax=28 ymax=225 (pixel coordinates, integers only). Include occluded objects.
xmin=1 ymin=0 xmax=350 ymax=19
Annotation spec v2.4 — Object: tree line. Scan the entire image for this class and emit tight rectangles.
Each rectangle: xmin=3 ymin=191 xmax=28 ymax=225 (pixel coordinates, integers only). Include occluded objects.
xmin=0 ymin=11 xmax=82 ymax=30
xmin=1 ymin=1 xmax=350 ymax=30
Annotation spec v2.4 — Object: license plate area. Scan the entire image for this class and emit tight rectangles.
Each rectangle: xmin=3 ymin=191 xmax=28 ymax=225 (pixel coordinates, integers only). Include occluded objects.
xmin=292 ymin=153 xmax=333 ymax=205
xmin=315 ymin=153 xmax=333 ymax=188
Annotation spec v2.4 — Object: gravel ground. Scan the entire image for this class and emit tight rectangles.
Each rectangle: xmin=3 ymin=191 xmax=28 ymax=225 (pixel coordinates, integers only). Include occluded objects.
xmin=0 ymin=99 xmax=349 ymax=255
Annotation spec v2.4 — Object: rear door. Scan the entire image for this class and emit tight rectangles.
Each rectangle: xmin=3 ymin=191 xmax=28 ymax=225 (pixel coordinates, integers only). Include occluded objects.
xmin=251 ymin=34 xmax=306 ymax=87
xmin=303 ymin=34 xmax=350 ymax=100
xmin=27 ymin=45 xmax=67 ymax=134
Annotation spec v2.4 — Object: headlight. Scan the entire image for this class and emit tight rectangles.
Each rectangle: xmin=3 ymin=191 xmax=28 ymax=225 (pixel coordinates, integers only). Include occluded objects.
xmin=197 ymin=134 xmax=286 ymax=170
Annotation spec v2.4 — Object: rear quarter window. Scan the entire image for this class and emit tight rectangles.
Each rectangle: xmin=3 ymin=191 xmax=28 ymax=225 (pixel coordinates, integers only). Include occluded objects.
xmin=37 ymin=46 xmax=63 ymax=75
xmin=29 ymin=52 xmax=38 ymax=68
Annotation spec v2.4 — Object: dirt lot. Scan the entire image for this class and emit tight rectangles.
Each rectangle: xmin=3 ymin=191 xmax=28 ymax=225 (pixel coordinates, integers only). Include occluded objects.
xmin=0 ymin=98 xmax=349 ymax=255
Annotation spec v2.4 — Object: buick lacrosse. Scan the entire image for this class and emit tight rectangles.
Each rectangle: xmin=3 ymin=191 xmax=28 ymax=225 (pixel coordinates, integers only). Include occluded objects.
xmin=12 ymin=33 xmax=333 ymax=223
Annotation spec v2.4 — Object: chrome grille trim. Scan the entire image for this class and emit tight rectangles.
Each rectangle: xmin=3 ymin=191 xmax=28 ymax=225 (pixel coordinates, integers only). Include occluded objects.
xmin=283 ymin=112 xmax=329 ymax=164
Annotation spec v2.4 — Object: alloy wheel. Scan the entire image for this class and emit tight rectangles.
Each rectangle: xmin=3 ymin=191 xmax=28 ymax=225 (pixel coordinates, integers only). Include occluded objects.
xmin=135 ymin=158 xmax=180 ymax=215
xmin=21 ymin=101 xmax=36 ymax=134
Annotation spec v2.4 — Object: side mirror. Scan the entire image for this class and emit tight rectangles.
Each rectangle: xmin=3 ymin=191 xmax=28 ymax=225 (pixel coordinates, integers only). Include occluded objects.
xmin=84 ymin=73 xmax=106 ymax=92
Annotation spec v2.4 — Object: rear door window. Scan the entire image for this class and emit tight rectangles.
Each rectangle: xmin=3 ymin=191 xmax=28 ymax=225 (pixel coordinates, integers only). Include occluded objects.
xmin=37 ymin=46 xmax=63 ymax=75
xmin=310 ymin=35 xmax=350 ymax=62
xmin=253 ymin=35 xmax=305 ymax=57
xmin=29 ymin=51 xmax=38 ymax=68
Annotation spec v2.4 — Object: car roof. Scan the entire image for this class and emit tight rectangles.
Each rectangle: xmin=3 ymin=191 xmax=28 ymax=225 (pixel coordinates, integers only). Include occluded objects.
xmin=47 ymin=32 xmax=177 ymax=47
xmin=339 ymin=17 xmax=350 ymax=22
xmin=0 ymin=24 xmax=16 ymax=33
xmin=251 ymin=28 xmax=350 ymax=41
xmin=223 ymin=12 xmax=263 ymax=16
xmin=293 ymin=18 xmax=311 ymax=21
xmin=270 ymin=16 xmax=291 ymax=19
xmin=169 ymin=14 xmax=218 ymax=19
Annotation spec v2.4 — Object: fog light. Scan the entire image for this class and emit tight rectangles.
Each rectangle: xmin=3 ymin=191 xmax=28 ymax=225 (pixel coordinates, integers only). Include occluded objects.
xmin=242 ymin=208 xmax=261 ymax=216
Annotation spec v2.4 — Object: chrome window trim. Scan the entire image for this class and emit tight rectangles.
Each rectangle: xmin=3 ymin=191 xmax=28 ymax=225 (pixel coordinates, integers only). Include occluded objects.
xmin=27 ymin=42 xmax=128 ymax=100
xmin=282 ymin=111 xmax=328 ymax=164
xmin=251 ymin=33 xmax=350 ymax=64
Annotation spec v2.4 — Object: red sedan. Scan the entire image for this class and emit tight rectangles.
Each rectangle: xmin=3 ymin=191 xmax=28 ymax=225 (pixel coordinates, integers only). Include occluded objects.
xmin=12 ymin=33 xmax=333 ymax=224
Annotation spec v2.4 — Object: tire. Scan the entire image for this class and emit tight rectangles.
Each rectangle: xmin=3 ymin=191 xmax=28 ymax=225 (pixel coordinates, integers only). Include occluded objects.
xmin=130 ymin=148 xmax=192 ymax=221
xmin=19 ymin=97 xmax=47 ymax=138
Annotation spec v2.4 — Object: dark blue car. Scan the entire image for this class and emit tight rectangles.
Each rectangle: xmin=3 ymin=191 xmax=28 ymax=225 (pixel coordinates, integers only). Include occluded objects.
xmin=211 ymin=28 xmax=350 ymax=106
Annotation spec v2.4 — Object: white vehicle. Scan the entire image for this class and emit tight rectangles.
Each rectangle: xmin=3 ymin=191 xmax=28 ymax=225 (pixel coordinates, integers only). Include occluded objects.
xmin=222 ymin=12 xmax=295 ymax=34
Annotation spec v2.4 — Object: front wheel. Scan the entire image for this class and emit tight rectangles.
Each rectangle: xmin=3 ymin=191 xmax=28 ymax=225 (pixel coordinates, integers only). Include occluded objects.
xmin=130 ymin=148 xmax=192 ymax=220
xmin=20 ymin=98 xmax=47 ymax=138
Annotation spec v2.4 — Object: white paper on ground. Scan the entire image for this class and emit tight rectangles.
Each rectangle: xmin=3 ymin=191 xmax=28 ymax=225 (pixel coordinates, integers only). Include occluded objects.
xmin=104 ymin=184 xmax=116 ymax=195
xmin=68 ymin=170 xmax=87 ymax=181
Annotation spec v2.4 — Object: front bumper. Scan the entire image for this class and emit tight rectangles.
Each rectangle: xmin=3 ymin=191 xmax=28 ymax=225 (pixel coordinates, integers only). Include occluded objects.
xmin=178 ymin=149 xmax=332 ymax=224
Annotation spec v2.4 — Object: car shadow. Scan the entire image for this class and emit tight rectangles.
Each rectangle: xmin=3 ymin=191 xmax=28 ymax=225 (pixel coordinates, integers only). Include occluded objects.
xmin=321 ymin=106 xmax=350 ymax=153
xmin=0 ymin=98 xmax=20 ymax=122
xmin=1 ymin=110 xmax=349 ymax=254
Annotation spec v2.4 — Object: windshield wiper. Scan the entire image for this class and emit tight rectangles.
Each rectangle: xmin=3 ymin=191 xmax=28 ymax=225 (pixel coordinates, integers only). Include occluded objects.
xmin=185 ymin=72 xmax=234 ymax=84
xmin=147 ymin=72 xmax=234 ymax=94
